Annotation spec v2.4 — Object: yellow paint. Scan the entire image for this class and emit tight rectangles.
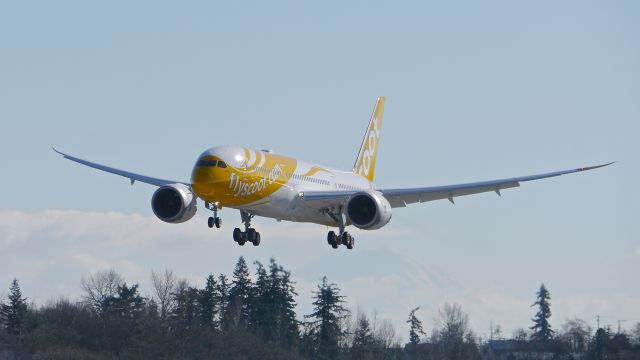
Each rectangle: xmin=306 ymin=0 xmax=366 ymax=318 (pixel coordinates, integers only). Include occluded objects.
xmin=301 ymin=165 xmax=332 ymax=177
xmin=354 ymin=96 xmax=385 ymax=183
xmin=191 ymin=148 xmax=297 ymax=207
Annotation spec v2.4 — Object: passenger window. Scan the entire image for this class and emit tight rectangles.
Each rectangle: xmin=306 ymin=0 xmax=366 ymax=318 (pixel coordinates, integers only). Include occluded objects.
xmin=217 ymin=161 xmax=227 ymax=168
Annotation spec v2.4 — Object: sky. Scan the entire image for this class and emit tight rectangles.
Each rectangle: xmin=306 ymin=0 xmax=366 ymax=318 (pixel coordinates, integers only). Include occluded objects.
xmin=1 ymin=0 xmax=639 ymax=340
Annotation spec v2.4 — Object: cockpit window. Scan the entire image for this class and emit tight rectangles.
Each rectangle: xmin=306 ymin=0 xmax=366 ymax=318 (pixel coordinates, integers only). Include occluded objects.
xmin=217 ymin=161 xmax=227 ymax=168
xmin=197 ymin=159 xmax=217 ymax=167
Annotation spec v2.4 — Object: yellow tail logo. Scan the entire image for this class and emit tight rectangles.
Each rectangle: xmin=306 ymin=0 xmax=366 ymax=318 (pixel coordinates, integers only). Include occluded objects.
xmin=353 ymin=97 xmax=385 ymax=183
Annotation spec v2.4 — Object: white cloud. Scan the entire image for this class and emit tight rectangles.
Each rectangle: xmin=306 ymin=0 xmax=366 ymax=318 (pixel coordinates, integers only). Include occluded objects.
xmin=1 ymin=209 xmax=639 ymax=341
xmin=66 ymin=251 xmax=113 ymax=274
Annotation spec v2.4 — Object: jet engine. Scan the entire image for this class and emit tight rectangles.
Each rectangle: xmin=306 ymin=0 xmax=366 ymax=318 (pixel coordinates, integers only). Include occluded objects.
xmin=346 ymin=191 xmax=392 ymax=230
xmin=151 ymin=183 xmax=197 ymax=223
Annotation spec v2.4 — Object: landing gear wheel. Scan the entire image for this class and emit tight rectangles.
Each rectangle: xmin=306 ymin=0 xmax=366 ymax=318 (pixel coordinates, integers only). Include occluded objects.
xmin=327 ymin=231 xmax=338 ymax=245
xmin=346 ymin=237 xmax=354 ymax=250
xmin=341 ymin=232 xmax=351 ymax=245
xmin=233 ymin=228 xmax=242 ymax=243
xmin=206 ymin=203 xmax=222 ymax=229
xmin=252 ymin=232 xmax=261 ymax=246
xmin=247 ymin=228 xmax=256 ymax=243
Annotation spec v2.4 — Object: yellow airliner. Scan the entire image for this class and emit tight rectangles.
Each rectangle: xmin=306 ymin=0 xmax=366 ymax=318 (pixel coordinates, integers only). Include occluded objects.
xmin=54 ymin=97 xmax=612 ymax=249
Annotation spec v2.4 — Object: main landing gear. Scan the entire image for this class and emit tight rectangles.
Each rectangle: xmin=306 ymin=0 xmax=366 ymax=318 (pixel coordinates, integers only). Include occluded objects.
xmin=205 ymin=203 xmax=261 ymax=246
xmin=325 ymin=207 xmax=355 ymax=250
xmin=233 ymin=210 xmax=261 ymax=246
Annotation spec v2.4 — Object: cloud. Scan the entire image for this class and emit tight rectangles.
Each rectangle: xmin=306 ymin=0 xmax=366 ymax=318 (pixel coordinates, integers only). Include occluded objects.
xmin=0 ymin=209 xmax=339 ymax=299
xmin=1 ymin=209 xmax=639 ymax=340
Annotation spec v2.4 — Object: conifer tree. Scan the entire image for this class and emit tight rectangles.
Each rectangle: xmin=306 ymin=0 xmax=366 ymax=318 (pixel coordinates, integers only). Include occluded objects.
xmin=102 ymin=283 xmax=145 ymax=320
xmin=249 ymin=259 xmax=299 ymax=347
xmin=251 ymin=261 xmax=270 ymax=336
xmin=0 ymin=279 xmax=28 ymax=337
xmin=216 ymin=274 xmax=230 ymax=329
xmin=100 ymin=283 xmax=146 ymax=353
xmin=172 ymin=285 xmax=200 ymax=334
xmin=198 ymin=274 xmax=218 ymax=328
xmin=228 ymin=256 xmax=253 ymax=329
xmin=305 ymin=276 xmax=349 ymax=360
xmin=351 ymin=312 xmax=375 ymax=360
xmin=407 ymin=307 xmax=425 ymax=345
xmin=268 ymin=258 xmax=299 ymax=348
xmin=530 ymin=283 xmax=554 ymax=342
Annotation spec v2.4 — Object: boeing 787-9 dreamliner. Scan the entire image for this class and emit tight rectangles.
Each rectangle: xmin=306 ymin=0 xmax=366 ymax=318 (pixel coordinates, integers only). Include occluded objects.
xmin=54 ymin=97 xmax=612 ymax=249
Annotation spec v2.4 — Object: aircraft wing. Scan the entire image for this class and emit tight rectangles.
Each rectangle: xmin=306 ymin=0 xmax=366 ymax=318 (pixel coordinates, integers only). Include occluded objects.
xmin=53 ymin=148 xmax=187 ymax=187
xmin=299 ymin=162 xmax=613 ymax=209
xmin=380 ymin=163 xmax=614 ymax=208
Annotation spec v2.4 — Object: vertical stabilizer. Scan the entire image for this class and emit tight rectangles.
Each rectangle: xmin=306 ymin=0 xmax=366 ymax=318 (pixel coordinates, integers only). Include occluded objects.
xmin=353 ymin=97 xmax=385 ymax=183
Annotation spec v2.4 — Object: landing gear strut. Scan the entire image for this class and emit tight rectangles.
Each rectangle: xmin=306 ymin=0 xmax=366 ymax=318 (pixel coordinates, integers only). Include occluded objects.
xmin=233 ymin=210 xmax=261 ymax=246
xmin=325 ymin=206 xmax=354 ymax=250
xmin=206 ymin=202 xmax=222 ymax=229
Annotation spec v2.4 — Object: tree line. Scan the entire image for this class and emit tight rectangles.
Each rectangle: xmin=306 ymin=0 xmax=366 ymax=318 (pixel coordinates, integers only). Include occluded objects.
xmin=1 ymin=259 xmax=639 ymax=359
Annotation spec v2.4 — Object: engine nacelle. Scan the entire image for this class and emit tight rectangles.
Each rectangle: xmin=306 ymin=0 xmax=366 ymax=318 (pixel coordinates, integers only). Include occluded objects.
xmin=151 ymin=183 xmax=197 ymax=223
xmin=346 ymin=191 xmax=392 ymax=230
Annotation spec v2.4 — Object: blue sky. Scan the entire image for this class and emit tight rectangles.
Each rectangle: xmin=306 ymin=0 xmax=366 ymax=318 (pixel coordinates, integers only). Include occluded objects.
xmin=1 ymin=1 xmax=638 ymax=339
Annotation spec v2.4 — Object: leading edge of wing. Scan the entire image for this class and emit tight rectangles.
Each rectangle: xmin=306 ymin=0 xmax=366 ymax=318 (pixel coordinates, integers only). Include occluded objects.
xmin=52 ymin=147 xmax=187 ymax=187
xmin=380 ymin=162 xmax=615 ymax=207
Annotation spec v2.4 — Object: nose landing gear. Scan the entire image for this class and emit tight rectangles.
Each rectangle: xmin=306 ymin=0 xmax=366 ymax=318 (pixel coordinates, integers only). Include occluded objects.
xmin=206 ymin=202 xmax=222 ymax=228
xmin=208 ymin=216 xmax=222 ymax=228
xmin=233 ymin=210 xmax=261 ymax=246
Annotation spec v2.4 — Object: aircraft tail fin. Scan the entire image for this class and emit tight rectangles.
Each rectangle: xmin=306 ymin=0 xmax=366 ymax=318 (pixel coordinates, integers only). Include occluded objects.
xmin=353 ymin=96 xmax=385 ymax=183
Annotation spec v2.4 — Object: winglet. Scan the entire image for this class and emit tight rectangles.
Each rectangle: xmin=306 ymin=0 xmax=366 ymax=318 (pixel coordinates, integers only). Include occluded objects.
xmin=577 ymin=161 xmax=616 ymax=172
xmin=52 ymin=146 xmax=64 ymax=156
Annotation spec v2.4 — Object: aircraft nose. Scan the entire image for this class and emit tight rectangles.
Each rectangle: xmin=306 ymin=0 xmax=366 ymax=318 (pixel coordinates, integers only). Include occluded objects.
xmin=191 ymin=157 xmax=218 ymax=197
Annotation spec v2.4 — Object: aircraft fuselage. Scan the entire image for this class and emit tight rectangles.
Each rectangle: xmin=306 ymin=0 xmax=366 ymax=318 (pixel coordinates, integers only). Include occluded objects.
xmin=190 ymin=145 xmax=372 ymax=226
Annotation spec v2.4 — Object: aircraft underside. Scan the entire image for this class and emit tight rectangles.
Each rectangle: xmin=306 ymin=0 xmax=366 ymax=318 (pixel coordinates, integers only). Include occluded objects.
xmin=204 ymin=185 xmax=357 ymax=249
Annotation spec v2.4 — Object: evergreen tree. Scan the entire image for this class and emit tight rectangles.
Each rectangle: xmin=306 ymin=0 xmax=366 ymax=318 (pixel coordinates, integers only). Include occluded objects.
xmin=101 ymin=283 xmax=146 ymax=353
xmin=171 ymin=286 xmax=200 ymax=335
xmin=228 ymin=256 xmax=253 ymax=329
xmin=406 ymin=307 xmax=425 ymax=345
xmin=198 ymin=274 xmax=218 ymax=329
xmin=102 ymin=283 xmax=145 ymax=320
xmin=0 ymin=279 xmax=28 ymax=337
xmin=251 ymin=261 xmax=270 ymax=337
xmin=530 ymin=283 xmax=554 ymax=342
xmin=249 ymin=259 xmax=299 ymax=348
xmin=351 ymin=312 xmax=375 ymax=360
xmin=305 ymin=276 xmax=349 ymax=360
xmin=587 ymin=327 xmax=611 ymax=360
xmin=216 ymin=274 xmax=230 ymax=329
xmin=267 ymin=258 xmax=299 ymax=348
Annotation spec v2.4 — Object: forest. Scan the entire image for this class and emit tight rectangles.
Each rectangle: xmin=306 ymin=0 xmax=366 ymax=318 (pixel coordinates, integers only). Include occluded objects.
xmin=1 ymin=257 xmax=639 ymax=359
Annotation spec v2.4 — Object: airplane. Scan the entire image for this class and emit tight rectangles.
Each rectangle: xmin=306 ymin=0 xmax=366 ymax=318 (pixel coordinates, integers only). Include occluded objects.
xmin=54 ymin=97 xmax=613 ymax=250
